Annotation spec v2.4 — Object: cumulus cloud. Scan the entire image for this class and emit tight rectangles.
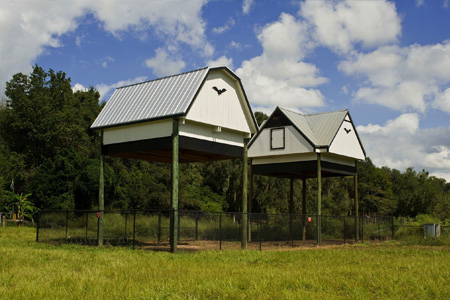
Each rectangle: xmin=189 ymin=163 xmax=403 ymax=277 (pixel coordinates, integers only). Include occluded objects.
xmin=212 ymin=18 xmax=235 ymax=34
xmin=72 ymin=83 xmax=88 ymax=93
xmin=207 ymin=56 xmax=233 ymax=69
xmin=242 ymin=0 xmax=254 ymax=14
xmin=144 ymin=48 xmax=186 ymax=77
xmin=433 ymin=87 xmax=450 ymax=113
xmin=95 ymin=76 xmax=148 ymax=100
xmin=236 ymin=13 xmax=327 ymax=109
xmin=339 ymin=42 xmax=450 ymax=113
xmin=300 ymin=0 xmax=401 ymax=54
xmin=0 ymin=0 xmax=210 ymax=96
xmin=357 ymin=114 xmax=450 ymax=181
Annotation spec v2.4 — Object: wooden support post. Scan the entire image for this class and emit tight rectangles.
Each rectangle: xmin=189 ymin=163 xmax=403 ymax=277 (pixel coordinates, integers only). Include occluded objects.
xmin=317 ymin=153 xmax=322 ymax=246
xmin=354 ymin=173 xmax=359 ymax=242
xmin=98 ymin=131 xmax=104 ymax=247
xmin=302 ymin=178 xmax=307 ymax=241
xmin=241 ymin=138 xmax=249 ymax=250
xmin=170 ymin=118 xmax=179 ymax=253
xmin=289 ymin=178 xmax=294 ymax=241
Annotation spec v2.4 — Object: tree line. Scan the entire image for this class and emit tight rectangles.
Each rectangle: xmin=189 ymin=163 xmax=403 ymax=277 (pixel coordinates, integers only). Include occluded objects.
xmin=1 ymin=66 xmax=449 ymax=221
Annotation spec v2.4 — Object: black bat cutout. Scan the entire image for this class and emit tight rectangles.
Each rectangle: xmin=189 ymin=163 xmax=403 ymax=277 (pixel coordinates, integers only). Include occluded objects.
xmin=212 ymin=86 xmax=227 ymax=95
xmin=344 ymin=128 xmax=352 ymax=134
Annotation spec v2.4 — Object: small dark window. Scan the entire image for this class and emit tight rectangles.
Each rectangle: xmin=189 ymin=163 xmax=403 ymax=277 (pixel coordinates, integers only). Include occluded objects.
xmin=270 ymin=128 xmax=285 ymax=150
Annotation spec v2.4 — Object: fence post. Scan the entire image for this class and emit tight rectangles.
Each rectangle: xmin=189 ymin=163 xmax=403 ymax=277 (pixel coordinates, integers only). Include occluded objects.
xmin=219 ymin=212 xmax=222 ymax=251
xmin=391 ymin=216 xmax=395 ymax=240
xmin=36 ymin=210 xmax=40 ymax=242
xmin=65 ymin=211 xmax=69 ymax=243
xmin=124 ymin=212 xmax=128 ymax=241
xmin=259 ymin=217 xmax=262 ymax=251
xmin=195 ymin=213 xmax=198 ymax=241
xmin=343 ymin=216 xmax=346 ymax=244
xmin=85 ymin=213 xmax=89 ymax=244
xmin=158 ymin=211 xmax=161 ymax=244
xmin=132 ymin=211 xmax=136 ymax=250
xmin=97 ymin=211 xmax=100 ymax=244
xmin=178 ymin=211 xmax=181 ymax=242
xmin=361 ymin=216 xmax=364 ymax=243
xmin=378 ymin=216 xmax=380 ymax=241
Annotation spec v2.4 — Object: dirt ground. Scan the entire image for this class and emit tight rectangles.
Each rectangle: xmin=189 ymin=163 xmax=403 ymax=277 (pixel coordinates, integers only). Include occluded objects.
xmin=138 ymin=239 xmax=358 ymax=252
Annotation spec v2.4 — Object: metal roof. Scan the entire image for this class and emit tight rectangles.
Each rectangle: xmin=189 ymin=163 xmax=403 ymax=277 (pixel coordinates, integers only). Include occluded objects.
xmin=91 ymin=67 xmax=209 ymax=129
xmin=279 ymin=107 xmax=348 ymax=147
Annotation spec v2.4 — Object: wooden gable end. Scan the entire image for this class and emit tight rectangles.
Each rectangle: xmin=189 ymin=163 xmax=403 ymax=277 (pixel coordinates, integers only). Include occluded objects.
xmin=248 ymin=109 xmax=314 ymax=158
xmin=329 ymin=114 xmax=365 ymax=160
xmin=186 ymin=69 xmax=255 ymax=134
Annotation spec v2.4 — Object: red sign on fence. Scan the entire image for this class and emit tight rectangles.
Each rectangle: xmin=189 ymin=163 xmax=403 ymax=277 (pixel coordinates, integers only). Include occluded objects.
xmin=307 ymin=216 xmax=312 ymax=222
xmin=96 ymin=212 xmax=101 ymax=218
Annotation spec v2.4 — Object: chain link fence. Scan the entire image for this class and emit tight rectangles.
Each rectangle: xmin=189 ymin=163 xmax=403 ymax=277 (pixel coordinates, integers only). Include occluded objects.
xmin=36 ymin=210 xmax=394 ymax=251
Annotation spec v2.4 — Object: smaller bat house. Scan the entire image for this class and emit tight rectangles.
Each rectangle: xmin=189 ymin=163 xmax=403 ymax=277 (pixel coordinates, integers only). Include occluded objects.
xmin=248 ymin=107 xmax=366 ymax=178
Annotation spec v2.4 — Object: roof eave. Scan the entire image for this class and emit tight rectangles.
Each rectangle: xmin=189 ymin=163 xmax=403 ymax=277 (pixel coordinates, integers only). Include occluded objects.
xmin=90 ymin=112 xmax=186 ymax=131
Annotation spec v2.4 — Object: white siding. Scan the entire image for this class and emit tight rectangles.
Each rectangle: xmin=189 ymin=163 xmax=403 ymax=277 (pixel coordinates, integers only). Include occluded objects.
xmin=180 ymin=120 xmax=247 ymax=147
xmin=329 ymin=119 xmax=365 ymax=160
xmin=248 ymin=126 xmax=313 ymax=158
xmin=186 ymin=70 xmax=252 ymax=133
xmin=321 ymin=153 xmax=356 ymax=167
xmin=103 ymin=119 xmax=172 ymax=145
xmin=252 ymin=153 xmax=317 ymax=165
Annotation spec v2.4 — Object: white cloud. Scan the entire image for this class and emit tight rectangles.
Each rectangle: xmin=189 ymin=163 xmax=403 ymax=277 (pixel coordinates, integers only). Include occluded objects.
xmin=242 ymin=0 xmax=254 ymax=14
xmin=95 ymin=76 xmax=147 ymax=100
xmin=207 ymin=56 xmax=233 ymax=69
xmin=357 ymin=114 xmax=450 ymax=182
xmin=300 ymin=0 xmax=401 ymax=54
xmin=236 ymin=13 xmax=326 ymax=109
xmin=433 ymin=87 xmax=450 ymax=113
xmin=145 ymin=48 xmax=186 ymax=77
xmin=212 ymin=18 xmax=235 ymax=34
xmin=88 ymin=0 xmax=210 ymax=53
xmin=0 ymin=0 xmax=210 ymax=97
xmin=339 ymin=42 xmax=450 ymax=113
xmin=72 ymin=83 xmax=88 ymax=93
xmin=100 ymin=56 xmax=115 ymax=68
xmin=416 ymin=0 xmax=425 ymax=7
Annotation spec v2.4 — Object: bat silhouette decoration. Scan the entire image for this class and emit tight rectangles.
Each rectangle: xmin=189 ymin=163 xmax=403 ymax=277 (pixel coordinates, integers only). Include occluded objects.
xmin=344 ymin=128 xmax=352 ymax=134
xmin=212 ymin=86 xmax=227 ymax=95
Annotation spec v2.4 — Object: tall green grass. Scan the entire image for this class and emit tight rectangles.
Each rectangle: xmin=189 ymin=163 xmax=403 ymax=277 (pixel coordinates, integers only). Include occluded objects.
xmin=1 ymin=226 xmax=450 ymax=299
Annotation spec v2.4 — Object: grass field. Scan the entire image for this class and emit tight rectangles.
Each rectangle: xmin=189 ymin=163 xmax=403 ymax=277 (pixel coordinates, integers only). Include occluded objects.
xmin=1 ymin=227 xmax=450 ymax=299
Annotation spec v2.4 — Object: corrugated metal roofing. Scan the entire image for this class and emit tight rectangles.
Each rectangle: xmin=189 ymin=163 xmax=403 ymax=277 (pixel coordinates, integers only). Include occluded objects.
xmin=91 ymin=67 xmax=209 ymax=129
xmin=279 ymin=107 xmax=348 ymax=147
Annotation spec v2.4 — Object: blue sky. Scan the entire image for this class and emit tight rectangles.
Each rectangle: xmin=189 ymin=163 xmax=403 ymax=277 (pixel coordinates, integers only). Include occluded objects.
xmin=1 ymin=0 xmax=450 ymax=181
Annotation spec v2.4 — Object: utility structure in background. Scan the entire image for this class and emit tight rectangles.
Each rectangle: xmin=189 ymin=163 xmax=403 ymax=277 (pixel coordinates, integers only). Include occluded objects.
xmin=90 ymin=66 xmax=258 ymax=252
xmin=248 ymin=107 xmax=366 ymax=245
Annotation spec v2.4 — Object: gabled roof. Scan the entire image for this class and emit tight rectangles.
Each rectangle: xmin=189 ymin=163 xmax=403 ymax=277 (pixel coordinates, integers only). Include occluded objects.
xmin=91 ymin=66 xmax=257 ymax=130
xmin=280 ymin=107 xmax=348 ymax=147
xmin=250 ymin=107 xmax=365 ymax=155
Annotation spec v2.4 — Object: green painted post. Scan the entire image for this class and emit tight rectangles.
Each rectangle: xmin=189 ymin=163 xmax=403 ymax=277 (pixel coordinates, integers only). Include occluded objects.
xmin=354 ymin=174 xmax=359 ymax=242
xmin=36 ymin=211 xmax=40 ymax=242
xmin=170 ymin=118 xmax=179 ymax=253
xmin=98 ymin=130 xmax=105 ymax=247
xmin=302 ymin=178 xmax=307 ymax=241
xmin=241 ymin=138 xmax=249 ymax=250
xmin=289 ymin=178 xmax=294 ymax=241
xmin=317 ymin=153 xmax=322 ymax=246
xmin=248 ymin=161 xmax=253 ymax=242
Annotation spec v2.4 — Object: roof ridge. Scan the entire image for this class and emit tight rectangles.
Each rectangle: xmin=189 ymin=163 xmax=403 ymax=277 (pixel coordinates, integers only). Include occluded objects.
xmin=116 ymin=66 xmax=209 ymax=90
xmin=278 ymin=107 xmax=317 ymax=145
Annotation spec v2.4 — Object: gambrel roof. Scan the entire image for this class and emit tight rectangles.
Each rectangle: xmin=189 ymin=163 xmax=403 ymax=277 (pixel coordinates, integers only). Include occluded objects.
xmin=91 ymin=66 xmax=258 ymax=131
